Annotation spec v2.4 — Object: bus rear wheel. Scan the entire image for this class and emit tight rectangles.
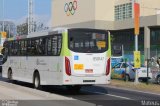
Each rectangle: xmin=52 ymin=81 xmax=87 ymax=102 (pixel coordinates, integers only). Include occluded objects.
xmin=8 ymin=69 xmax=12 ymax=81
xmin=33 ymin=73 xmax=41 ymax=89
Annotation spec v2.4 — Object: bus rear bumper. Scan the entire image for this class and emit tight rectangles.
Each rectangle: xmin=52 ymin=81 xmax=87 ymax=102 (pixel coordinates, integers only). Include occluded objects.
xmin=62 ymin=75 xmax=110 ymax=85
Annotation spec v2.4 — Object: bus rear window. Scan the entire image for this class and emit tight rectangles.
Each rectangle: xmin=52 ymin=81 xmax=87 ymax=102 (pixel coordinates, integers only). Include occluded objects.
xmin=68 ymin=29 xmax=108 ymax=53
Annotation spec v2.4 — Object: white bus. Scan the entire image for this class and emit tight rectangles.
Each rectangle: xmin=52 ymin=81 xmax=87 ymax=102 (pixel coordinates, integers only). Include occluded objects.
xmin=2 ymin=28 xmax=111 ymax=91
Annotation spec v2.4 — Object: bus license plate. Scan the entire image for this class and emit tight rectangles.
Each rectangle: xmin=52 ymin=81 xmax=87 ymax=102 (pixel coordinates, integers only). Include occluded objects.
xmin=85 ymin=69 xmax=93 ymax=73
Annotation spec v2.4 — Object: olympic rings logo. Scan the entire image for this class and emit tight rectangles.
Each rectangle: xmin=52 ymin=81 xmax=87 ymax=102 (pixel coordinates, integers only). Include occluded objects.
xmin=64 ymin=0 xmax=78 ymax=16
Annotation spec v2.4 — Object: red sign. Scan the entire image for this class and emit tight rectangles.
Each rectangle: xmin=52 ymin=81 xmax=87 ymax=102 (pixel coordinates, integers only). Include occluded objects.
xmin=134 ymin=3 xmax=140 ymax=35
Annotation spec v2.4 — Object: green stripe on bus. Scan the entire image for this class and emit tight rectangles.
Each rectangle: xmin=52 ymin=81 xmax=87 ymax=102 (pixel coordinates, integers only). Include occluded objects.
xmin=60 ymin=32 xmax=71 ymax=56
xmin=107 ymin=33 xmax=111 ymax=57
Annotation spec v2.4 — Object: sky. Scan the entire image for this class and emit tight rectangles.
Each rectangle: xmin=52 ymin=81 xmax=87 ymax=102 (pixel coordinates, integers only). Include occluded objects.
xmin=0 ymin=0 xmax=51 ymax=26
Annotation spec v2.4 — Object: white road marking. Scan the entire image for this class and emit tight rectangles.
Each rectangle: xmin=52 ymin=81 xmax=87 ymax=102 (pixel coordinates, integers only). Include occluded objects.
xmin=82 ymin=89 xmax=133 ymax=100
xmin=104 ymin=85 xmax=160 ymax=96
xmin=106 ymin=94 xmax=133 ymax=100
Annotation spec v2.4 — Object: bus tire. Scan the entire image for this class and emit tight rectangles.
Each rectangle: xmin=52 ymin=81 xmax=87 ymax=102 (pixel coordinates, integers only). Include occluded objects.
xmin=33 ymin=72 xmax=41 ymax=89
xmin=8 ymin=69 xmax=12 ymax=81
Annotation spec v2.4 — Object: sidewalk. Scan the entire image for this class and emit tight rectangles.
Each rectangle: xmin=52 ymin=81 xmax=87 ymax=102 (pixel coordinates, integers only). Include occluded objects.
xmin=0 ymin=80 xmax=74 ymax=100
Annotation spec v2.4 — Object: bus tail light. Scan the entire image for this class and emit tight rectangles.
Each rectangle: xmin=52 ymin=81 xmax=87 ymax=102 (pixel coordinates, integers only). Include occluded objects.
xmin=106 ymin=58 xmax=110 ymax=76
xmin=65 ymin=57 xmax=71 ymax=76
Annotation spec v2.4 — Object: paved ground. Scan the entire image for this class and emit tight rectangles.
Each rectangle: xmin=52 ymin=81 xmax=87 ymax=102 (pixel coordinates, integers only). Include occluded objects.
xmin=0 ymin=73 xmax=160 ymax=106
xmin=0 ymin=80 xmax=95 ymax=106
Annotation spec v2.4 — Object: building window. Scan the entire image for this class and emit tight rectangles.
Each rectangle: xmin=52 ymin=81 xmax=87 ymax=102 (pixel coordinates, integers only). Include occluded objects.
xmin=115 ymin=3 xmax=132 ymax=21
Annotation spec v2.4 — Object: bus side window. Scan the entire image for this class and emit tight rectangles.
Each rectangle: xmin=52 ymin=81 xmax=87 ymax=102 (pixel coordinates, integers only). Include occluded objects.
xmin=38 ymin=38 xmax=46 ymax=55
xmin=35 ymin=39 xmax=40 ymax=55
xmin=32 ymin=40 xmax=37 ymax=55
xmin=52 ymin=36 xmax=58 ymax=55
xmin=21 ymin=40 xmax=27 ymax=56
xmin=27 ymin=40 xmax=35 ymax=56
xmin=7 ymin=42 xmax=11 ymax=56
xmin=45 ymin=38 xmax=48 ymax=55
xmin=57 ymin=35 xmax=62 ymax=55
xmin=13 ymin=41 xmax=18 ymax=55
xmin=18 ymin=41 xmax=21 ymax=55
xmin=47 ymin=38 xmax=52 ymax=55
xmin=27 ymin=40 xmax=31 ymax=55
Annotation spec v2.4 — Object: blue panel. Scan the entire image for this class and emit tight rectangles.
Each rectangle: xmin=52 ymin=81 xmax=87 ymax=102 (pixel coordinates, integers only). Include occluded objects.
xmin=74 ymin=55 xmax=79 ymax=60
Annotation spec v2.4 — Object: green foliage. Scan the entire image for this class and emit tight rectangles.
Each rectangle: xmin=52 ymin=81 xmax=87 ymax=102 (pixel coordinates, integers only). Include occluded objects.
xmin=110 ymin=35 xmax=115 ymax=42
xmin=16 ymin=18 xmax=49 ymax=36
xmin=17 ymin=23 xmax=28 ymax=35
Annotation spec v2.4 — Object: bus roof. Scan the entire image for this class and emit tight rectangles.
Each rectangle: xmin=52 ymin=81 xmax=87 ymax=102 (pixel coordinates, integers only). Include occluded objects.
xmin=27 ymin=27 xmax=68 ymax=38
xmin=6 ymin=27 xmax=109 ymax=41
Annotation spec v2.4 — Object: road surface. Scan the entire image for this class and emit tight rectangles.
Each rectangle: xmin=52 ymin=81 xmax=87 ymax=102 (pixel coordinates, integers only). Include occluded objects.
xmin=0 ymin=73 xmax=160 ymax=106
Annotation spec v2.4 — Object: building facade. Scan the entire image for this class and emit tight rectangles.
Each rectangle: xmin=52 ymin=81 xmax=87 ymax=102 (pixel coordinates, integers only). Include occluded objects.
xmin=51 ymin=0 xmax=160 ymax=62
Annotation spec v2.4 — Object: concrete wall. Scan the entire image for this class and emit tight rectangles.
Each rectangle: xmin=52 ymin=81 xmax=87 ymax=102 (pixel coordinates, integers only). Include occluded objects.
xmin=138 ymin=0 xmax=160 ymax=16
xmin=114 ymin=0 xmax=160 ymax=17
xmin=51 ymin=0 xmax=115 ymax=28
xmin=158 ymin=15 xmax=160 ymax=25
xmin=95 ymin=0 xmax=115 ymax=21
xmin=114 ymin=15 xmax=160 ymax=30
xmin=51 ymin=0 xmax=160 ymax=29
xmin=51 ymin=0 xmax=95 ymax=28
xmin=115 ymin=0 xmax=131 ymax=5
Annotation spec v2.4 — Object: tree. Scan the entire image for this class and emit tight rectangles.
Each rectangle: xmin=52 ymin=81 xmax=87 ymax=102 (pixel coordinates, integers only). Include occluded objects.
xmin=17 ymin=23 xmax=28 ymax=35
xmin=17 ymin=18 xmax=49 ymax=36
xmin=0 ymin=21 xmax=16 ymax=38
xmin=111 ymin=35 xmax=115 ymax=42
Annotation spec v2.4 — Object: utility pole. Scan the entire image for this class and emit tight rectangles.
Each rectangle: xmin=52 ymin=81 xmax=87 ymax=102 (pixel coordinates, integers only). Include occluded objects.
xmin=28 ymin=0 xmax=34 ymax=34
xmin=2 ymin=0 xmax=4 ymax=32
xmin=134 ymin=1 xmax=140 ymax=84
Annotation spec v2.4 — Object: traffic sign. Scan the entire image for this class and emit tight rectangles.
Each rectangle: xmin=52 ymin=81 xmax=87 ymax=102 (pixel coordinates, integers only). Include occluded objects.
xmin=0 ymin=32 xmax=7 ymax=38
xmin=134 ymin=3 xmax=140 ymax=35
xmin=134 ymin=51 xmax=141 ymax=68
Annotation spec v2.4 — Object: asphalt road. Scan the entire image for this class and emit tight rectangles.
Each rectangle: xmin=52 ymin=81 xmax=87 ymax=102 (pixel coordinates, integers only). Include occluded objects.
xmin=0 ymin=72 xmax=160 ymax=106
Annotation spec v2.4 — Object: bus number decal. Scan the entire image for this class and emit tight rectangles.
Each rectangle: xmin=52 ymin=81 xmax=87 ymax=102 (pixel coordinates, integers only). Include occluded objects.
xmin=93 ymin=57 xmax=104 ymax=61
xmin=74 ymin=64 xmax=84 ymax=70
